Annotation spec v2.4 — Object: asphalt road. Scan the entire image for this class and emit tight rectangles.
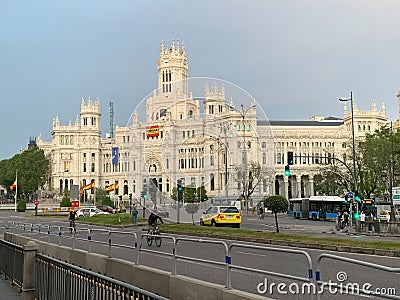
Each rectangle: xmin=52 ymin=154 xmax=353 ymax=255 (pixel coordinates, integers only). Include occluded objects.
xmin=2 ymin=212 xmax=400 ymax=299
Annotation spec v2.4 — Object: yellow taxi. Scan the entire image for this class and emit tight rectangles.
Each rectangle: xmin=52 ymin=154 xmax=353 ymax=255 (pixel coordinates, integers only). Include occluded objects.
xmin=200 ymin=206 xmax=241 ymax=228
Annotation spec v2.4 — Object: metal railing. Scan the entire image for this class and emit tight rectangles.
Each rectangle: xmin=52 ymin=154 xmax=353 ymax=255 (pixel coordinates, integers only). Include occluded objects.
xmin=36 ymin=253 xmax=168 ymax=300
xmin=228 ymin=243 xmax=314 ymax=299
xmin=316 ymin=253 xmax=400 ymax=299
xmin=5 ymin=221 xmax=317 ymax=295
xmin=0 ymin=239 xmax=23 ymax=287
xmin=4 ymin=219 xmax=399 ymax=299
xmin=7 ymin=221 xmax=139 ymax=257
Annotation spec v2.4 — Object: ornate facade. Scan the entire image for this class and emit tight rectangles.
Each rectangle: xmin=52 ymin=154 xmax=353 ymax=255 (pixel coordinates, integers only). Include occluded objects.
xmin=37 ymin=40 xmax=392 ymax=205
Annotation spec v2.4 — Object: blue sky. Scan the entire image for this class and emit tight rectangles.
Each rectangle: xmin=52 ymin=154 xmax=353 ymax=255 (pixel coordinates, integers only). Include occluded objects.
xmin=2 ymin=1 xmax=400 ymax=160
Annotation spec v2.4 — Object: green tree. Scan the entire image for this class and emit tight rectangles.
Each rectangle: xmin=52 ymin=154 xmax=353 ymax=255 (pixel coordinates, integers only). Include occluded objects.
xmin=264 ymin=195 xmax=288 ymax=233
xmin=196 ymin=186 xmax=208 ymax=202
xmin=314 ymin=164 xmax=352 ymax=196
xmin=314 ymin=126 xmax=400 ymax=201
xmin=183 ymin=187 xmax=196 ymax=203
xmin=171 ymin=187 xmax=177 ymax=201
xmin=358 ymin=126 xmax=400 ymax=199
xmin=95 ymin=188 xmax=111 ymax=205
xmin=60 ymin=189 xmax=71 ymax=207
xmin=0 ymin=147 xmax=49 ymax=200
xmin=102 ymin=198 xmax=114 ymax=207
xmin=185 ymin=203 xmax=199 ymax=225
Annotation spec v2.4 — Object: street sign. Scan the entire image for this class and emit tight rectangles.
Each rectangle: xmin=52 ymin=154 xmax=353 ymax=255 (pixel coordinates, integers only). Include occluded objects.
xmin=34 ymin=200 xmax=39 ymax=206
xmin=347 ymin=192 xmax=354 ymax=198
xmin=392 ymin=187 xmax=400 ymax=205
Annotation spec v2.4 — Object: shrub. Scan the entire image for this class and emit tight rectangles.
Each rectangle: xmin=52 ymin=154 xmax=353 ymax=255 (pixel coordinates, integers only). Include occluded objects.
xmin=60 ymin=189 xmax=71 ymax=207
xmin=17 ymin=200 xmax=26 ymax=212
xmin=102 ymin=198 xmax=114 ymax=207
xmin=60 ymin=198 xmax=71 ymax=207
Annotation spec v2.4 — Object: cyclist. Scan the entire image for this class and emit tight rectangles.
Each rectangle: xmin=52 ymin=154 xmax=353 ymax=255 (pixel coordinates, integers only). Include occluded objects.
xmin=148 ymin=212 xmax=163 ymax=230
xmin=69 ymin=209 xmax=77 ymax=232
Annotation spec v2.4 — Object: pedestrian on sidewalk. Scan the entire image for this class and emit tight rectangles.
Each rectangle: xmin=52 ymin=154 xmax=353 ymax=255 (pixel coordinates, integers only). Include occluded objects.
xmin=360 ymin=211 xmax=366 ymax=230
xmin=258 ymin=207 xmax=264 ymax=220
xmin=131 ymin=204 xmax=138 ymax=224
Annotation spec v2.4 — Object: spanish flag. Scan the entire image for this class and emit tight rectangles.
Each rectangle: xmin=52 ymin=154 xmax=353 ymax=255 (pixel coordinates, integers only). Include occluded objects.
xmin=80 ymin=182 xmax=94 ymax=195
xmin=10 ymin=180 xmax=16 ymax=190
xmin=82 ymin=182 xmax=94 ymax=191
xmin=105 ymin=183 xmax=118 ymax=192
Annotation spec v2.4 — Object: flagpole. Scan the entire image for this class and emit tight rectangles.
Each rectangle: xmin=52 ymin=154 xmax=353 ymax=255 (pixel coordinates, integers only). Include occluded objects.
xmin=14 ymin=170 xmax=18 ymax=212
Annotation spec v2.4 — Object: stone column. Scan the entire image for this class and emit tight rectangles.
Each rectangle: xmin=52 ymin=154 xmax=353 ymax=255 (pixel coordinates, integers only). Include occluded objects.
xmin=284 ymin=177 xmax=289 ymax=200
xmin=309 ymin=176 xmax=314 ymax=197
xmin=297 ymin=177 xmax=302 ymax=198
xmin=271 ymin=177 xmax=276 ymax=196
xmin=22 ymin=241 xmax=39 ymax=300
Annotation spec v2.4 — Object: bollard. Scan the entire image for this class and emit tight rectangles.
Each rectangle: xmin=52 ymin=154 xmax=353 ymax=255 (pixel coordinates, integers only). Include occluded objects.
xmin=22 ymin=241 xmax=39 ymax=300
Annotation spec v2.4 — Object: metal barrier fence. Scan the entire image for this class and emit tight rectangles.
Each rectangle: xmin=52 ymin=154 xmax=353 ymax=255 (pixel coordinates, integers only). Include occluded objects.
xmin=316 ymin=253 xmax=400 ymax=300
xmin=7 ymin=221 xmax=138 ymax=258
xmin=0 ymin=239 xmax=23 ymax=287
xmin=5 ymin=220 xmax=317 ymax=297
xmin=4 ymin=219 xmax=399 ymax=299
xmin=138 ymin=233 xmax=175 ymax=266
xmin=36 ymin=253 xmax=168 ymax=300
xmin=173 ymin=237 xmax=229 ymax=285
xmin=228 ymin=243 xmax=314 ymax=299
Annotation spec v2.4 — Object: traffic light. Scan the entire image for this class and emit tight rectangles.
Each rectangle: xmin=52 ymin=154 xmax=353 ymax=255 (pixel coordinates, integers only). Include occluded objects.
xmin=284 ymin=165 xmax=291 ymax=176
xmin=141 ymin=191 xmax=147 ymax=199
xmin=177 ymin=179 xmax=183 ymax=192
xmin=288 ymin=152 xmax=294 ymax=165
xmin=129 ymin=193 xmax=132 ymax=200
xmin=353 ymin=212 xmax=360 ymax=220
xmin=177 ymin=179 xmax=184 ymax=202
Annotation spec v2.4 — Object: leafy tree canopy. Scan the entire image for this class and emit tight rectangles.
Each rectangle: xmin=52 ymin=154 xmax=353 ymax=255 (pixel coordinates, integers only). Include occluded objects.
xmin=0 ymin=147 xmax=49 ymax=199
xmin=264 ymin=195 xmax=288 ymax=214
xmin=183 ymin=187 xmax=196 ymax=203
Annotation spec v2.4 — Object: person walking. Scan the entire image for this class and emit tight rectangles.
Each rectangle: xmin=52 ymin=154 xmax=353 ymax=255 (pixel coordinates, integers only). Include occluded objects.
xmin=131 ymin=204 xmax=138 ymax=224
xmin=258 ymin=207 xmax=264 ymax=220
xmin=360 ymin=211 xmax=366 ymax=230
xmin=336 ymin=211 xmax=342 ymax=230
xmin=343 ymin=211 xmax=349 ymax=231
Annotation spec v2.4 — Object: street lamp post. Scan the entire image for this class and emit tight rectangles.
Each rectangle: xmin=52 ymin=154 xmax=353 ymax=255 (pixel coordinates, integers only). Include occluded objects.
xmin=339 ymin=92 xmax=358 ymax=231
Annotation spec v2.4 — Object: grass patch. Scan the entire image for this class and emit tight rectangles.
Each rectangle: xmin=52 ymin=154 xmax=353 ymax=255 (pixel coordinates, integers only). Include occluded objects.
xmin=159 ymin=224 xmax=400 ymax=251
xmin=76 ymin=214 xmax=146 ymax=226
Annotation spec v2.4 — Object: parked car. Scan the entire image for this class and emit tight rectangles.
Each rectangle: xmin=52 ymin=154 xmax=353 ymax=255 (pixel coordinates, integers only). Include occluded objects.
xmin=378 ymin=211 xmax=391 ymax=222
xmin=200 ymin=206 xmax=241 ymax=228
xmin=155 ymin=207 xmax=169 ymax=218
xmin=97 ymin=205 xmax=117 ymax=214
xmin=77 ymin=207 xmax=110 ymax=217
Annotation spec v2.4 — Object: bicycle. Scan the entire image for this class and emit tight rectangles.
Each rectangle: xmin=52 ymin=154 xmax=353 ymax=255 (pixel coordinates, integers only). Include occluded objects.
xmin=69 ymin=220 xmax=76 ymax=234
xmin=146 ymin=225 xmax=161 ymax=247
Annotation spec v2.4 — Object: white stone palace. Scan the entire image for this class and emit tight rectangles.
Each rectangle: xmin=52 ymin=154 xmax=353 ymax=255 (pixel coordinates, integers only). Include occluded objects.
xmin=37 ymin=40 xmax=394 ymax=206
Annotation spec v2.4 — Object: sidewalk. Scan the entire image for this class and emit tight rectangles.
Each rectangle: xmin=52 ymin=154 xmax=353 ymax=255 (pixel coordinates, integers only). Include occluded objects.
xmin=0 ymin=275 xmax=22 ymax=299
